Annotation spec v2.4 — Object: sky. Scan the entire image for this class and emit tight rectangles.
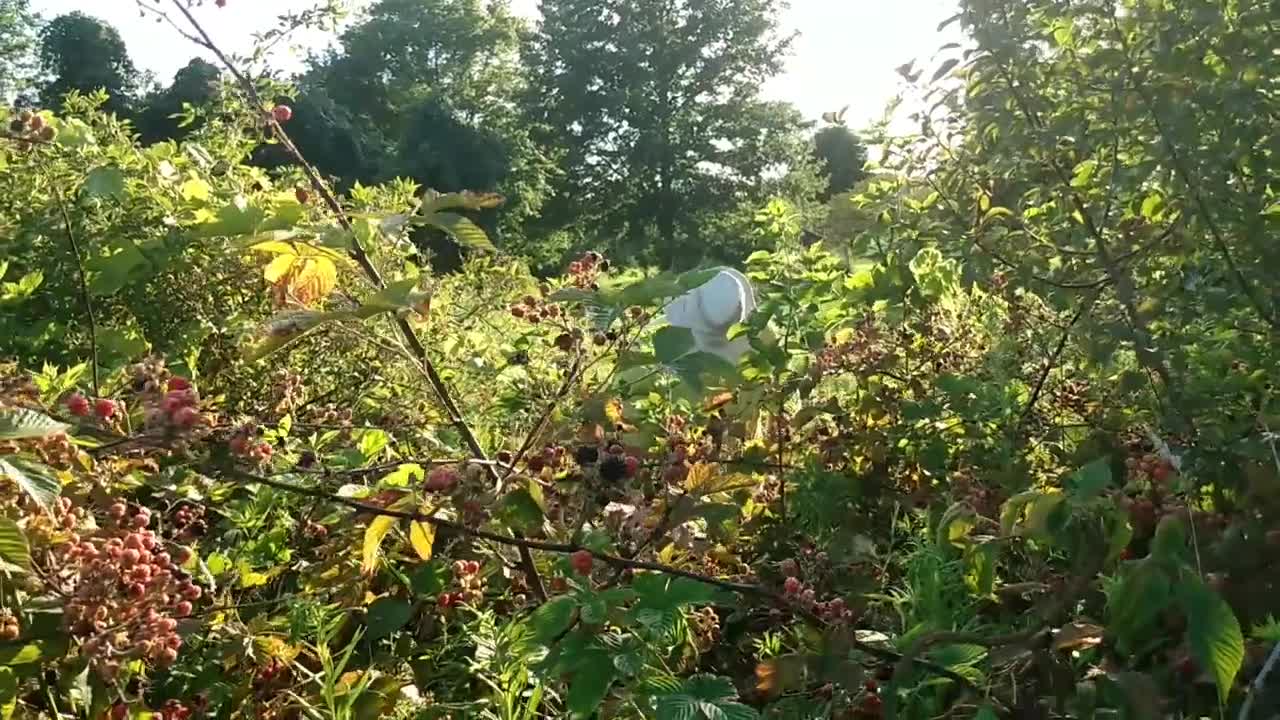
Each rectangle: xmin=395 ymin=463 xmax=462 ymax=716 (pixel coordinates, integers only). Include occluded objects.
xmin=31 ymin=0 xmax=961 ymax=130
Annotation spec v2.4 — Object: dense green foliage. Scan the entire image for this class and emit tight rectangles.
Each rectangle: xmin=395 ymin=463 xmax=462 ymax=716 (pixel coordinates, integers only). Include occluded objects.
xmin=0 ymin=0 xmax=1278 ymax=719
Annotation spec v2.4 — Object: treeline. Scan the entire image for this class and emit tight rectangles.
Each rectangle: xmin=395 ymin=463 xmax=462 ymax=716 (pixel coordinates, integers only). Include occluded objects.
xmin=0 ymin=0 xmax=869 ymax=271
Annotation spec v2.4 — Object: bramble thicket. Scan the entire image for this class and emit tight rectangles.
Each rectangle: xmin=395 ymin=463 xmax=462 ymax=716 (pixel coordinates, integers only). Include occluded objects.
xmin=1 ymin=0 xmax=1279 ymax=718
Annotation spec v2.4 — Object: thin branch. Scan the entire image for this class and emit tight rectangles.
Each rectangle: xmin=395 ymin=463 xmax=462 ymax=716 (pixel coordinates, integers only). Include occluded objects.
xmin=1016 ymin=287 xmax=1101 ymax=430
xmin=231 ymin=466 xmax=982 ymax=691
xmin=49 ymin=178 xmax=100 ymax=396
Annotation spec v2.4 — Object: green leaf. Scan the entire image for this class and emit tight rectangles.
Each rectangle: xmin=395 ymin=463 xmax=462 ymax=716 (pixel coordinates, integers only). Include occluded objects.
xmin=1106 ymin=559 xmax=1171 ymax=650
xmin=0 ymin=639 xmax=54 ymax=666
xmin=654 ymin=675 xmax=758 ymax=720
xmin=0 ymin=667 xmax=15 ymax=719
xmin=0 ymin=408 xmax=68 ymax=440
xmin=567 ymin=655 xmax=616 ymax=718
xmin=931 ymin=58 xmax=959 ymax=82
xmin=527 ymin=596 xmax=576 ymax=643
xmin=0 ymin=519 xmax=30 ymax=573
xmin=425 ymin=212 xmax=495 ymax=252
xmin=937 ymin=502 xmax=977 ymax=548
xmin=610 ymin=268 xmax=720 ymax=308
xmin=365 ymin=597 xmax=414 ymax=640
xmin=973 ymin=705 xmax=999 ymax=720
xmin=82 ymin=166 xmax=125 ymax=199
xmin=86 ymin=242 xmax=149 ymax=296
xmin=1067 ymin=458 xmax=1111 ymax=499
xmin=1179 ymin=577 xmax=1244 ymax=704
xmin=654 ymin=326 xmax=697 ymax=363
xmin=0 ymin=458 xmax=61 ymax=513
xmin=1070 ymin=159 xmax=1098 ymax=188
xmin=356 ymin=278 xmax=424 ymax=318
xmin=633 ymin=574 xmax=724 ymax=612
xmin=1150 ymin=514 xmax=1187 ymax=562
xmin=495 ymin=488 xmax=545 ymax=533
xmin=409 ymin=561 xmax=448 ymax=596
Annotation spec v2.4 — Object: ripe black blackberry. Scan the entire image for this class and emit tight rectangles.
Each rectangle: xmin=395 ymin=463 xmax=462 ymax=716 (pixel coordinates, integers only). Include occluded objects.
xmin=599 ymin=454 xmax=628 ymax=483
xmin=574 ymin=444 xmax=599 ymax=466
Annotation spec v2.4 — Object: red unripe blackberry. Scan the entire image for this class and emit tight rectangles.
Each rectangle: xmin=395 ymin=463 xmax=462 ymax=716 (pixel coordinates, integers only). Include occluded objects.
xmin=570 ymin=550 xmax=593 ymax=575
xmin=66 ymin=393 xmax=90 ymax=417
xmin=94 ymin=398 xmax=117 ymax=420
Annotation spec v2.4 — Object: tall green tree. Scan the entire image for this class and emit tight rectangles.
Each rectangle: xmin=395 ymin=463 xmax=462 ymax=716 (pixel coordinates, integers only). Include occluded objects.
xmin=136 ymin=58 xmax=220 ymax=144
xmin=37 ymin=12 xmax=139 ymax=116
xmin=0 ymin=0 xmax=37 ymax=104
xmin=813 ymin=124 xmax=868 ymax=200
xmin=300 ymin=0 xmax=552 ymax=250
xmin=526 ymin=0 xmax=821 ymax=268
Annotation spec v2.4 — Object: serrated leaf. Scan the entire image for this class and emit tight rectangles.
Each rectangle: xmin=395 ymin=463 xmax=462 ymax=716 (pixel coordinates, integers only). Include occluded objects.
xmin=567 ymin=654 xmax=616 ymax=718
xmin=365 ymin=597 xmax=414 ymax=640
xmin=0 ymin=458 xmax=61 ymax=513
xmin=931 ymin=57 xmax=959 ymax=82
xmin=495 ymin=488 xmax=544 ymax=533
xmin=0 ymin=408 xmax=68 ymax=440
xmin=654 ymin=326 xmax=697 ymax=363
xmin=362 ymin=515 xmax=398 ymax=575
xmin=409 ymin=561 xmax=448 ymax=596
xmin=83 ymin=166 xmax=125 ymax=199
xmin=0 ymin=519 xmax=29 ymax=572
xmin=1067 ymin=458 xmax=1111 ymax=499
xmin=1107 ymin=559 xmax=1171 ymax=649
xmin=1179 ymin=577 xmax=1244 ymax=704
xmin=527 ymin=596 xmax=576 ymax=643
xmin=408 ymin=520 xmax=435 ymax=561
xmin=356 ymin=278 xmax=422 ymax=318
xmin=425 ymin=211 xmax=495 ymax=252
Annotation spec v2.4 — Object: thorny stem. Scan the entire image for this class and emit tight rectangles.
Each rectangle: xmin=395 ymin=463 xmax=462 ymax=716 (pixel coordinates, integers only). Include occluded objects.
xmin=228 ymin=467 xmax=981 ymax=691
xmin=163 ymin=0 xmax=547 ymax=601
xmin=49 ymin=174 xmax=101 ymax=396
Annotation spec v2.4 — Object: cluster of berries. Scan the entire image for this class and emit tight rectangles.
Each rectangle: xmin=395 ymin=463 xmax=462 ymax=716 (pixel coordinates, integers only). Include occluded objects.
xmin=781 ymin=575 xmax=854 ymax=623
xmin=229 ymin=424 xmax=274 ymax=464
xmin=1125 ymin=451 xmax=1175 ymax=485
xmin=60 ymin=507 xmax=201 ymax=678
xmin=508 ymin=293 xmax=563 ymax=325
xmin=527 ymin=445 xmax=568 ymax=474
xmin=596 ymin=443 xmax=641 ymax=484
xmin=565 ymin=251 xmax=608 ymax=289
xmin=156 ymin=699 xmax=198 ymax=720
xmin=146 ymin=377 xmax=209 ymax=431
xmin=438 ymin=560 xmax=484 ymax=610
xmin=253 ymin=658 xmax=289 ymax=695
xmin=169 ymin=503 xmax=208 ymax=541
xmin=6 ymin=109 xmax=56 ymax=143
xmin=64 ymin=393 xmax=120 ymax=424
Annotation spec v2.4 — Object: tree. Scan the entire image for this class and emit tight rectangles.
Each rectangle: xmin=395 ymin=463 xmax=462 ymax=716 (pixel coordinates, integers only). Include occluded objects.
xmin=135 ymin=58 xmax=220 ymax=144
xmin=0 ymin=0 xmax=37 ymax=104
xmin=526 ymin=0 xmax=821 ymax=268
xmin=300 ymin=0 xmax=552 ymax=249
xmin=38 ymin=12 xmax=139 ymax=116
xmin=813 ymin=125 xmax=868 ymax=200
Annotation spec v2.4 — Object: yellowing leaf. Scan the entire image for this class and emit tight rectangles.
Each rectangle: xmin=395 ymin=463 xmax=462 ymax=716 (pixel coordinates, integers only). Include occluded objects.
xmin=362 ymin=515 xmax=397 ymax=575
xmin=262 ymin=254 xmax=297 ymax=283
xmin=683 ymin=462 xmax=719 ymax=495
xmin=409 ymin=520 xmax=435 ymax=561
xmin=289 ymin=257 xmax=337 ymax=305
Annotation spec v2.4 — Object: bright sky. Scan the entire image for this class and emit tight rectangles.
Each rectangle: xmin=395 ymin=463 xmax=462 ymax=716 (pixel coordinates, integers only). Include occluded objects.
xmin=31 ymin=0 xmax=961 ymax=130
